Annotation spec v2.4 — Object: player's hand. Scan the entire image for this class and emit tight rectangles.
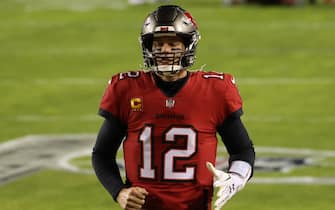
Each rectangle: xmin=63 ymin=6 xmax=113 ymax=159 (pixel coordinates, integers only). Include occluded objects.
xmin=206 ymin=162 xmax=246 ymax=210
xmin=116 ymin=186 xmax=148 ymax=210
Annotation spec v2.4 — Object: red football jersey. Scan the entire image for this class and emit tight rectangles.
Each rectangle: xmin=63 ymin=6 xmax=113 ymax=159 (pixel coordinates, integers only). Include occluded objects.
xmin=99 ymin=70 xmax=242 ymax=210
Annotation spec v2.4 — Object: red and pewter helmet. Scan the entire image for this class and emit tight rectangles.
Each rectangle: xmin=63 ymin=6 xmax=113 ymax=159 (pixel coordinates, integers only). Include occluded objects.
xmin=140 ymin=5 xmax=201 ymax=72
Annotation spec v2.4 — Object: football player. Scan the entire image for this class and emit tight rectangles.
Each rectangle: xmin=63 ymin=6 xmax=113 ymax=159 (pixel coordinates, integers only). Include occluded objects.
xmin=92 ymin=5 xmax=255 ymax=210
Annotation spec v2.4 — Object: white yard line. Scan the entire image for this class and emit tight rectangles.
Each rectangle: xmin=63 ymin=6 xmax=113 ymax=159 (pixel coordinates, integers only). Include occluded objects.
xmin=0 ymin=48 xmax=128 ymax=56
xmin=255 ymin=147 xmax=335 ymax=158
xmin=0 ymin=133 xmax=96 ymax=153
xmin=15 ymin=0 xmax=127 ymax=11
xmin=1 ymin=48 xmax=334 ymax=57
xmin=252 ymin=177 xmax=335 ymax=185
xmin=0 ymin=77 xmax=334 ymax=86
xmin=0 ymin=78 xmax=105 ymax=86
xmin=243 ymin=116 xmax=335 ymax=123
xmin=219 ymin=145 xmax=335 ymax=157
xmin=2 ymin=114 xmax=332 ymax=123
xmin=238 ymin=77 xmax=335 ymax=85
xmin=205 ymin=21 xmax=335 ymax=30
xmin=13 ymin=114 xmax=100 ymax=122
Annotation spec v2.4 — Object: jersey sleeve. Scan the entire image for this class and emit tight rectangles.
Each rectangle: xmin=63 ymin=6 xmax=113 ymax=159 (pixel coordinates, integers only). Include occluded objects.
xmin=99 ymin=74 xmax=127 ymax=123
xmin=224 ymin=74 xmax=243 ymax=117
xmin=216 ymin=73 xmax=243 ymax=124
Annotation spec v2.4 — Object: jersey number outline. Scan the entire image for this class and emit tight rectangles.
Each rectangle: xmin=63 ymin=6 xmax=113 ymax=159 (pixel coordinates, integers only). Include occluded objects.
xmin=202 ymin=72 xmax=224 ymax=80
xmin=139 ymin=125 xmax=197 ymax=181
xmin=119 ymin=71 xmax=140 ymax=80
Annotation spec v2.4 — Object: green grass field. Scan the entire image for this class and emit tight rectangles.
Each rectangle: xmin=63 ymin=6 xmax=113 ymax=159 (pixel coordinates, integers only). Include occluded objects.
xmin=1 ymin=0 xmax=335 ymax=209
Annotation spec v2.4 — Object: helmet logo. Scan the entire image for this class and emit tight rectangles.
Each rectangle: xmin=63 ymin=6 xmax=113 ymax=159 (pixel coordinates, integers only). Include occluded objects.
xmin=160 ymin=26 xmax=169 ymax=31
xmin=184 ymin=11 xmax=198 ymax=29
xmin=155 ymin=26 xmax=175 ymax=32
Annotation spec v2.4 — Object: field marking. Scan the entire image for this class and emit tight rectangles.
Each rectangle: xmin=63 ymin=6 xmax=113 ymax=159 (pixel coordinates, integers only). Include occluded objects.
xmin=252 ymin=177 xmax=335 ymax=185
xmin=3 ymin=15 xmax=335 ymax=28
xmin=0 ymin=47 xmax=133 ymax=56
xmin=12 ymin=115 xmax=100 ymax=122
xmin=218 ymin=145 xmax=335 ymax=161
xmin=238 ymin=77 xmax=335 ymax=85
xmin=15 ymin=0 xmax=127 ymax=11
xmin=205 ymin=21 xmax=335 ymax=30
xmin=2 ymin=47 xmax=335 ymax=55
xmin=0 ymin=77 xmax=334 ymax=86
xmin=57 ymin=149 xmax=93 ymax=174
xmin=1 ymin=114 xmax=333 ymax=123
xmin=1 ymin=134 xmax=335 ymax=186
xmin=0 ymin=134 xmax=96 ymax=185
xmin=254 ymin=146 xmax=335 ymax=157
xmin=243 ymin=116 xmax=335 ymax=123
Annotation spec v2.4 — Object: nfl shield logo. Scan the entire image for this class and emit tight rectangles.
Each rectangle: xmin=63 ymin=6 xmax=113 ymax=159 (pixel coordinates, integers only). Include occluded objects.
xmin=165 ymin=98 xmax=175 ymax=108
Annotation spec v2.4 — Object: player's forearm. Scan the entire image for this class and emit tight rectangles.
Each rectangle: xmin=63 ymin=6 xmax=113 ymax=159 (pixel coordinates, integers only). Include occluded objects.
xmin=92 ymin=119 xmax=127 ymax=200
xmin=218 ymin=113 xmax=255 ymax=175
xmin=227 ymin=140 xmax=255 ymax=179
xmin=92 ymin=151 xmax=125 ymax=200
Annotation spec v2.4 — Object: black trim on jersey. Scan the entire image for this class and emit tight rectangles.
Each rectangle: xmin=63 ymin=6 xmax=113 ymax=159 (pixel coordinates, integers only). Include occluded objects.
xmin=217 ymin=109 xmax=255 ymax=178
xmin=225 ymin=108 xmax=244 ymax=122
xmin=152 ymin=72 xmax=190 ymax=97
xmin=98 ymin=108 xmax=113 ymax=120
xmin=92 ymin=116 xmax=127 ymax=201
xmin=202 ymin=189 xmax=209 ymax=210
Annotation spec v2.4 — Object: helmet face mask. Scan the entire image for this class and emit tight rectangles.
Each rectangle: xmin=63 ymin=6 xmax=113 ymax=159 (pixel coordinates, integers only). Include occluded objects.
xmin=140 ymin=5 xmax=200 ymax=73
xmin=151 ymin=35 xmax=186 ymax=72
xmin=152 ymin=50 xmax=184 ymax=72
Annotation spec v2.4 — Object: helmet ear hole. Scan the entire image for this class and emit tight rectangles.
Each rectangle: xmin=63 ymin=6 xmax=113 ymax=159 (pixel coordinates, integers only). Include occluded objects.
xmin=142 ymin=34 xmax=153 ymax=52
xmin=177 ymin=34 xmax=192 ymax=47
xmin=181 ymin=56 xmax=189 ymax=68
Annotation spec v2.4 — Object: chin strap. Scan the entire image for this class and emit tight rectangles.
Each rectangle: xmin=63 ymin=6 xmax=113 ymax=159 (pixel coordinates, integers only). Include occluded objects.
xmin=153 ymin=65 xmax=183 ymax=72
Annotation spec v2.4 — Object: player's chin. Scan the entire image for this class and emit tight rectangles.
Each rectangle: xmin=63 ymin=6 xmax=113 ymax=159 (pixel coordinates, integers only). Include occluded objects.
xmin=156 ymin=60 xmax=174 ymax=66
xmin=155 ymin=72 xmax=179 ymax=82
xmin=156 ymin=70 xmax=175 ymax=76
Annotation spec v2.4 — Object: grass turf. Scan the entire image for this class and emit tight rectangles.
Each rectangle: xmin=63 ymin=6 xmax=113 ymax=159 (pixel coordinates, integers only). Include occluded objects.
xmin=0 ymin=0 xmax=334 ymax=209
